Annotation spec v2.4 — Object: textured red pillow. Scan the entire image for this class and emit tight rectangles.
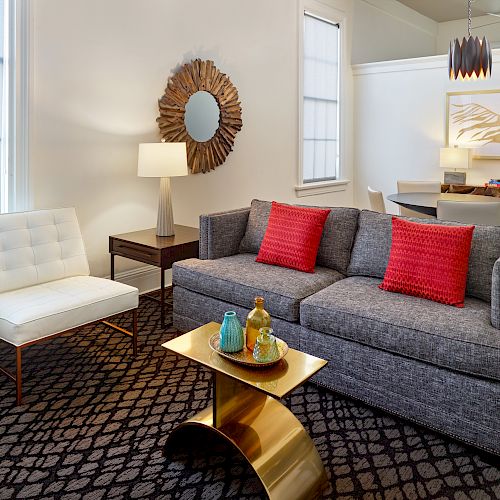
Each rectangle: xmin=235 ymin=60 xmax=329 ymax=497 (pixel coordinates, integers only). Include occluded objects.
xmin=379 ymin=217 xmax=474 ymax=307
xmin=256 ymin=202 xmax=331 ymax=273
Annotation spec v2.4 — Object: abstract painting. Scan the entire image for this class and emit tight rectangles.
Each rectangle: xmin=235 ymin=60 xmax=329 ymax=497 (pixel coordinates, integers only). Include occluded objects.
xmin=447 ymin=90 xmax=500 ymax=159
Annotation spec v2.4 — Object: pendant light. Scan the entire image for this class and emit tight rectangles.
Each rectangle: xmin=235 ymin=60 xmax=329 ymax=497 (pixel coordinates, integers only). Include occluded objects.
xmin=449 ymin=0 xmax=492 ymax=80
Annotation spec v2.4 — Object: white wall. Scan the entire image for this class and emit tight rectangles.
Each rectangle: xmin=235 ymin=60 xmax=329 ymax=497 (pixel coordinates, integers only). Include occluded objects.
xmin=352 ymin=0 xmax=437 ymax=64
xmin=31 ymin=0 xmax=477 ymax=292
xmin=353 ymin=50 xmax=500 ymax=214
xmin=30 ymin=0 xmax=354 ymax=288
xmin=437 ymin=16 xmax=500 ymax=55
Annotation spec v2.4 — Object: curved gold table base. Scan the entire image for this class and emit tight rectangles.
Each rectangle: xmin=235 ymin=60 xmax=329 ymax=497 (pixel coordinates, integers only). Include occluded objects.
xmin=165 ymin=373 xmax=327 ymax=500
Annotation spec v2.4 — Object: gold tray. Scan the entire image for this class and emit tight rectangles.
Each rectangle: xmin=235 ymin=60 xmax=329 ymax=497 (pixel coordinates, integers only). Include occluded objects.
xmin=209 ymin=333 xmax=288 ymax=368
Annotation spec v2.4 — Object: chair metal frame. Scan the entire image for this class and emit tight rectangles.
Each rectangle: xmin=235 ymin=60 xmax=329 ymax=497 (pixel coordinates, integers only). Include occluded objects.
xmin=0 ymin=308 xmax=138 ymax=405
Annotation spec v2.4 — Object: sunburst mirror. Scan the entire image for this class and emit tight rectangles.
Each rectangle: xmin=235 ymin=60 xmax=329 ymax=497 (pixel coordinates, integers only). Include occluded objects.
xmin=157 ymin=59 xmax=243 ymax=174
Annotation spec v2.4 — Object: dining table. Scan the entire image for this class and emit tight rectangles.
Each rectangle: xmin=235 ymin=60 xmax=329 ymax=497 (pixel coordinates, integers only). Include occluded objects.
xmin=387 ymin=192 xmax=500 ymax=217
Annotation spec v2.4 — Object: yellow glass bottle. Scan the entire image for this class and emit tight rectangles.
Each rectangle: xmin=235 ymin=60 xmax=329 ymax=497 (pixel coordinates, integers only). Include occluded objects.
xmin=246 ymin=297 xmax=271 ymax=351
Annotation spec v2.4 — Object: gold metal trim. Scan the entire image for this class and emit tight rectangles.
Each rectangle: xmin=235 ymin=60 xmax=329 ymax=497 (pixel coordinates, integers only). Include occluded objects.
xmin=163 ymin=323 xmax=329 ymax=499
xmin=446 ymin=89 xmax=500 ymax=159
xmin=165 ymin=372 xmax=328 ymax=499
xmin=162 ymin=322 xmax=327 ymax=400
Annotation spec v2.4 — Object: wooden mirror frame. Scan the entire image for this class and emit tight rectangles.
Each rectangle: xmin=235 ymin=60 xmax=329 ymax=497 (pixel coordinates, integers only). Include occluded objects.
xmin=157 ymin=59 xmax=243 ymax=174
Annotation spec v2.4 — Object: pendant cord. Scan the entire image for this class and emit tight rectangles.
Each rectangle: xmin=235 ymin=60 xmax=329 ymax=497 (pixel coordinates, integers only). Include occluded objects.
xmin=468 ymin=0 xmax=472 ymax=37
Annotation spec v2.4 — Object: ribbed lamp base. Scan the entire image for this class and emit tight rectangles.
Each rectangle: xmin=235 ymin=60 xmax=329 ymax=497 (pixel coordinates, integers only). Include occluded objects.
xmin=157 ymin=177 xmax=175 ymax=237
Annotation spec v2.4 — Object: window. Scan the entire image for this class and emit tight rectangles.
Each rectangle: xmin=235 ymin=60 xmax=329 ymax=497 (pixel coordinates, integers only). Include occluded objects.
xmin=0 ymin=0 xmax=6 ymax=212
xmin=300 ymin=10 xmax=340 ymax=187
xmin=0 ymin=0 xmax=30 ymax=213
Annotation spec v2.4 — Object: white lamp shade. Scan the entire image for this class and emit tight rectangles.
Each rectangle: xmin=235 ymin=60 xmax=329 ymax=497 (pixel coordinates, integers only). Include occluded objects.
xmin=137 ymin=142 xmax=188 ymax=177
xmin=440 ymin=147 xmax=470 ymax=170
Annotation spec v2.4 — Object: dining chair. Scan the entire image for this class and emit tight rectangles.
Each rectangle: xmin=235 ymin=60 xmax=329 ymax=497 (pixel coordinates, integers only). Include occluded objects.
xmin=368 ymin=187 xmax=386 ymax=213
xmin=437 ymin=200 xmax=500 ymax=225
xmin=397 ymin=180 xmax=441 ymax=218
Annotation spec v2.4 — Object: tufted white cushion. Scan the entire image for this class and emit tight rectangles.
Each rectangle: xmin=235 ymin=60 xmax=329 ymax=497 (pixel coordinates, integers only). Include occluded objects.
xmin=0 ymin=208 xmax=90 ymax=293
xmin=0 ymin=208 xmax=139 ymax=349
xmin=0 ymin=276 xmax=138 ymax=346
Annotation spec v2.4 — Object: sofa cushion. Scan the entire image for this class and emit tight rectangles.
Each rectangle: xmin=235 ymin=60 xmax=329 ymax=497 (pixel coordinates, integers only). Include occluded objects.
xmin=256 ymin=202 xmax=331 ymax=273
xmin=0 ymin=276 xmax=138 ymax=347
xmin=348 ymin=210 xmax=500 ymax=302
xmin=300 ymin=276 xmax=500 ymax=381
xmin=173 ymin=253 xmax=344 ymax=322
xmin=239 ymin=199 xmax=359 ymax=275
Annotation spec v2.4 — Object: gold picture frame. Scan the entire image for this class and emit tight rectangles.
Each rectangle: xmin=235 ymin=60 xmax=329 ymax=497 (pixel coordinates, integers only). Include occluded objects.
xmin=446 ymin=89 xmax=500 ymax=160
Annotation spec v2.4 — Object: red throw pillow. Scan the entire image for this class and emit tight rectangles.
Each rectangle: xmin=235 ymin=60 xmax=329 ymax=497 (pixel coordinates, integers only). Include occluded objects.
xmin=379 ymin=217 xmax=474 ymax=307
xmin=256 ymin=202 xmax=331 ymax=273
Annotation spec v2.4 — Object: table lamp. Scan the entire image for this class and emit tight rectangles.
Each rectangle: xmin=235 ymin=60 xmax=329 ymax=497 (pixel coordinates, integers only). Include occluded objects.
xmin=440 ymin=147 xmax=470 ymax=185
xmin=138 ymin=142 xmax=188 ymax=237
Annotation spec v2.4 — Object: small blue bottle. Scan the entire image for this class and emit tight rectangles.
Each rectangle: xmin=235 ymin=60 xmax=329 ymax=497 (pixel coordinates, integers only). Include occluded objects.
xmin=219 ymin=311 xmax=244 ymax=352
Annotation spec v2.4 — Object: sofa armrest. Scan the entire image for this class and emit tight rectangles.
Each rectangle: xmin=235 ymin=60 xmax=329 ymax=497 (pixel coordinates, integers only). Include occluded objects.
xmin=491 ymin=257 xmax=500 ymax=328
xmin=199 ymin=207 xmax=250 ymax=260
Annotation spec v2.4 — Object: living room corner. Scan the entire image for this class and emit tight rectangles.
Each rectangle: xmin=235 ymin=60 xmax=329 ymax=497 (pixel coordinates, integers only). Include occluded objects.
xmin=1 ymin=0 xmax=499 ymax=499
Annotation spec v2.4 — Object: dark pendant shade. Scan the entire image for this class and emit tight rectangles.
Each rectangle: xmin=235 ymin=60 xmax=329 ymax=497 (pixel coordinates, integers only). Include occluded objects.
xmin=449 ymin=36 xmax=492 ymax=80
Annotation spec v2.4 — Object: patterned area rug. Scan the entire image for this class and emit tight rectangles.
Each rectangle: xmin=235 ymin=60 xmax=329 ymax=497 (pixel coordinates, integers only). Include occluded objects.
xmin=0 ymin=290 xmax=499 ymax=500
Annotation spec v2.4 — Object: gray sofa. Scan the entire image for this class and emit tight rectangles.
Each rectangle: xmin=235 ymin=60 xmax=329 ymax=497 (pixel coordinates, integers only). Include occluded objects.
xmin=172 ymin=200 xmax=500 ymax=455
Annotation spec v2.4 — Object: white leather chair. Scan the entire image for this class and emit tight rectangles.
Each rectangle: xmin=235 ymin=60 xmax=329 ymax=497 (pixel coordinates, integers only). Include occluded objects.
xmin=397 ymin=180 xmax=441 ymax=218
xmin=437 ymin=200 xmax=500 ymax=225
xmin=0 ymin=208 xmax=139 ymax=405
xmin=368 ymin=187 xmax=386 ymax=213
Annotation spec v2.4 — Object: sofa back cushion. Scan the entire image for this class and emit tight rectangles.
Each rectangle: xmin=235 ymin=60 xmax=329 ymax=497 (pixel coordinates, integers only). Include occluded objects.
xmin=0 ymin=208 xmax=90 ymax=293
xmin=348 ymin=210 xmax=500 ymax=302
xmin=239 ymin=199 xmax=359 ymax=275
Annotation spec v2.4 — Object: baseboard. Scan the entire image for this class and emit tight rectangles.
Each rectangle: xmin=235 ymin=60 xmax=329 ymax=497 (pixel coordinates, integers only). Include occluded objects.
xmin=105 ymin=265 xmax=173 ymax=295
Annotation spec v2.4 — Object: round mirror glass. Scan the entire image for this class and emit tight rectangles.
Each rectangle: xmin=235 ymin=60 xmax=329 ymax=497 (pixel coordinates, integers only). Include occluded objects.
xmin=184 ymin=91 xmax=220 ymax=142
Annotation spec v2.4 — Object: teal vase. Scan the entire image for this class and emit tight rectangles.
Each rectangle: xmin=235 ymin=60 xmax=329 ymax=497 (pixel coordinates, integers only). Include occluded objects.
xmin=219 ymin=311 xmax=244 ymax=352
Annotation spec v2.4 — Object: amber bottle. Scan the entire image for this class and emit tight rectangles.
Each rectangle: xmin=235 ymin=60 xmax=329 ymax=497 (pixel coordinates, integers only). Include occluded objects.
xmin=245 ymin=297 xmax=271 ymax=351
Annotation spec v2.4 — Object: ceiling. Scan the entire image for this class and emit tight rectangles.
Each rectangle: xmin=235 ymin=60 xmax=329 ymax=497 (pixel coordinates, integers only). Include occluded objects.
xmin=397 ymin=0 xmax=500 ymax=22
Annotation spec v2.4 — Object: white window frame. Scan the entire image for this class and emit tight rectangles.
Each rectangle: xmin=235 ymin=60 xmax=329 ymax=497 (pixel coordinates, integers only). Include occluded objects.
xmin=296 ymin=0 xmax=349 ymax=197
xmin=1 ymin=0 xmax=31 ymax=213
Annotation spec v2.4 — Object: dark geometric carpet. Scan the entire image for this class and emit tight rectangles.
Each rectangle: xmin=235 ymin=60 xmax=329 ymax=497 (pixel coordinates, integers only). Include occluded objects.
xmin=0 ymin=289 xmax=499 ymax=500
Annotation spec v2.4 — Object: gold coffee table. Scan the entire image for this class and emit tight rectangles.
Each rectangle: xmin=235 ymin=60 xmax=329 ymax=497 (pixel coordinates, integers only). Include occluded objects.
xmin=162 ymin=322 xmax=328 ymax=500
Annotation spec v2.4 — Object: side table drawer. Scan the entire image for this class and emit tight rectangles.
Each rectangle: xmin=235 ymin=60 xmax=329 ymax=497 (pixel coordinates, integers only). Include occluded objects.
xmin=110 ymin=239 xmax=161 ymax=266
xmin=162 ymin=241 xmax=199 ymax=268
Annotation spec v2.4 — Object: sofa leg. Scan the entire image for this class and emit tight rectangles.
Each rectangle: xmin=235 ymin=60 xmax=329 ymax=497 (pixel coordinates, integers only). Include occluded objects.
xmin=132 ymin=309 xmax=138 ymax=357
xmin=16 ymin=347 xmax=22 ymax=406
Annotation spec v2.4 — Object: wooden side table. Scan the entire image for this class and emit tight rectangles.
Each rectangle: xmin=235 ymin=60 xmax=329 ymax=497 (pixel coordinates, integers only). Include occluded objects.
xmin=109 ymin=225 xmax=199 ymax=327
